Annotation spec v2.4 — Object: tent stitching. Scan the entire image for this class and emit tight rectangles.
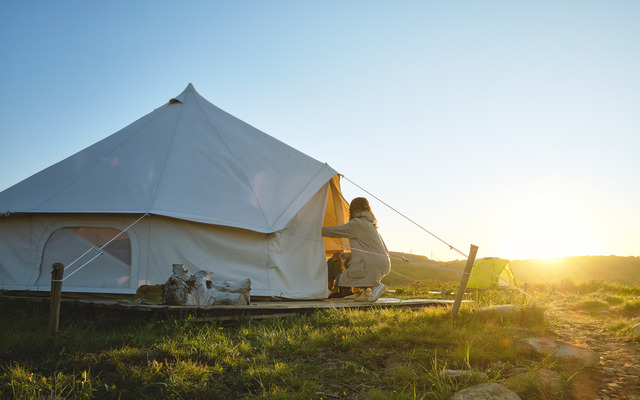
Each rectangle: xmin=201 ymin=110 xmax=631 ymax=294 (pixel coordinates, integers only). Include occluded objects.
xmin=148 ymin=99 xmax=187 ymax=211
xmin=191 ymin=90 xmax=271 ymax=229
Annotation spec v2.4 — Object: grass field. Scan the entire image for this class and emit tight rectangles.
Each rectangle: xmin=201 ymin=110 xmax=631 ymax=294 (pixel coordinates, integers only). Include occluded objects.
xmin=1 ymin=255 xmax=639 ymax=399
xmin=384 ymin=253 xmax=640 ymax=287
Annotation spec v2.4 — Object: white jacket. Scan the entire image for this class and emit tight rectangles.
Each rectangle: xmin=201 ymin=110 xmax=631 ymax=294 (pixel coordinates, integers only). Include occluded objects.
xmin=321 ymin=210 xmax=390 ymax=287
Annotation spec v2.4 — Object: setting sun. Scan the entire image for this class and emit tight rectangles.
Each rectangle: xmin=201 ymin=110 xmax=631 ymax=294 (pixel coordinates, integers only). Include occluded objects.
xmin=497 ymin=194 xmax=598 ymax=260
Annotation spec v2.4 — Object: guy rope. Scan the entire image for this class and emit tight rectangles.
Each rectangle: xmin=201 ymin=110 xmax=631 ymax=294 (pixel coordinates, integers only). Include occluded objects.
xmin=336 ymin=176 xmax=532 ymax=297
xmin=53 ymin=213 xmax=150 ymax=283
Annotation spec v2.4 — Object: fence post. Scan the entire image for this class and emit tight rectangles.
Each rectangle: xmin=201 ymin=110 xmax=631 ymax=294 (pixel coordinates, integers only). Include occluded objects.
xmin=49 ymin=263 xmax=64 ymax=335
xmin=451 ymin=245 xmax=478 ymax=317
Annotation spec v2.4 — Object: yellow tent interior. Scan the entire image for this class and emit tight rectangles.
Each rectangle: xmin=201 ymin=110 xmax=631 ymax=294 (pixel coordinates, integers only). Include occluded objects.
xmin=467 ymin=258 xmax=518 ymax=289
xmin=322 ymin=175 xmax=350 ymax=256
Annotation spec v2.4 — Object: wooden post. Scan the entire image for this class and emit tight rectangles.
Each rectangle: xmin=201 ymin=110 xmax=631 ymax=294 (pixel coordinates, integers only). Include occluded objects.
xmin=48 ymin=263 xmax=64 ymax=335
xmin=440 ymin=288 xmax=447 ymax=300
xmin=451 ymin=245 xmax=478 ymax=317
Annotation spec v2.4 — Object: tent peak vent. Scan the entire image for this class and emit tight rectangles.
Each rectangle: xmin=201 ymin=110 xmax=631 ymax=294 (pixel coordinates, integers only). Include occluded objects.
xmin=169 ymin=83 xmax=197 ymax=105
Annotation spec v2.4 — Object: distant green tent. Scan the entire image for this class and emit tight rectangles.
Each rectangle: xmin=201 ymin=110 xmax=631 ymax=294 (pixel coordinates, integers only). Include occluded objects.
xmin=467 ymin=258 xmax=518 ymax=289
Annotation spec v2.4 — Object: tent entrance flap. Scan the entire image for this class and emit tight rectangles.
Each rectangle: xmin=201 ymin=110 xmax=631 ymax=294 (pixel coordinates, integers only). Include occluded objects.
xmin=322 ymin=175 xmax=349 ymax=256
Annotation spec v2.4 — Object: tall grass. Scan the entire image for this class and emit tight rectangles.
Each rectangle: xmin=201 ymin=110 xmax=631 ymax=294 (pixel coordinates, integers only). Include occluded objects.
xmin=1 ymin=280 xmax=638 ymax=399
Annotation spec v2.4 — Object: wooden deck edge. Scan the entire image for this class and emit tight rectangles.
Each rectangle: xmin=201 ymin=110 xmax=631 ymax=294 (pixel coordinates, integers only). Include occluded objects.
xmin=1 ymin=294 xmax=472 ymax=318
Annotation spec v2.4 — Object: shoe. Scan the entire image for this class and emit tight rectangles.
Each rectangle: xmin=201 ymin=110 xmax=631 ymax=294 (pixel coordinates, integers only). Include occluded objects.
xmin=368 ymin=283 xmax=387 ymax=302
xmin=353 ymin=289 xmax=372 ymax=302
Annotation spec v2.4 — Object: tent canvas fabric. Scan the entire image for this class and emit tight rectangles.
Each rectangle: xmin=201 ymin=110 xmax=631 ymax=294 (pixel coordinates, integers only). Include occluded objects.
xmin=0 ymin=84 xmax=349 ymax=298
xmin=466 ymin=258 xmax=518 ymax=289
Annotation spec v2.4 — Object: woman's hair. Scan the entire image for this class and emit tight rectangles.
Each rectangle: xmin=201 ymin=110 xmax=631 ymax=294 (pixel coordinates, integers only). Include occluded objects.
xmin=349 ymin=197 xmax=377 ymax=226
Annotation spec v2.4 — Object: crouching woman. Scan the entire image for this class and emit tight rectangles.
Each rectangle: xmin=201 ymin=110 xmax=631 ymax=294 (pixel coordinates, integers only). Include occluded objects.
xmin=321 ymin=197 xmax=390 ymax=302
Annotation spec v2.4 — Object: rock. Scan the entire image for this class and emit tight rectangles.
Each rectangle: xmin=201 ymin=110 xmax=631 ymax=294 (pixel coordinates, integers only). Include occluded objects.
xmin=622 ymin=365 xmax=640 ymax=376
xmin=516 ymin=337 xmax=600 ymax=368
xmin=439 ymin=369 xmax=488 ymax=380
xmin=135 ymin=284 xmax=164 ymax=303
xmin=448 ymin=382 xmax=520 ymax=400
xmin=501 ymin=369 xmax=563 ymax=398
xmin=478 ymin=304 xmax=518 ymax=315
xmin=621 ymin=375 xmax=640 ymax=385
xmin=554 ymin=342 xmax=600 ymax=368
xmin=631 ymin=323 xmax=640 ymax=338
xmin=516 ymin=337 xmax=560 ymax=355
xmin=506 ymin=367 xmax=529 ymax=377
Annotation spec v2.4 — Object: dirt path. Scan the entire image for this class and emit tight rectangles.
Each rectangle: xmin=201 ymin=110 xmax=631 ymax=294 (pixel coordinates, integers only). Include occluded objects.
xmin=547 ymin=305 xmax=640 ymax=400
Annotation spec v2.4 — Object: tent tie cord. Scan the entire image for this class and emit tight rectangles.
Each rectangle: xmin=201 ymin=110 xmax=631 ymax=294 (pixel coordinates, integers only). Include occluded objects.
xmin=61 ymin=213 xmax=150 ymax=282
xmin=341 ymin=175 xmax=468 ymax=259
xmin=340 ymin=175 xmax=535 ymax=297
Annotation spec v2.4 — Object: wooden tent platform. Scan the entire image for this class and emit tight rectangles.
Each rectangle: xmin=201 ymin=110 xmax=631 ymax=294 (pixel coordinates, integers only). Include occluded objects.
xmin=2 ymin=291 xmax=474 ymax=323
xmin=65 ymin=297 xmax=467 ymax=320
xmin=2 ymin=294 xmax=468 ymax=321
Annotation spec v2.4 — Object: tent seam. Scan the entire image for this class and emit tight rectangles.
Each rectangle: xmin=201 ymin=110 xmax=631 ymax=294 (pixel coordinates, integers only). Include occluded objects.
xmin=191 ymin=93 xmax=271 ymax=228
xmin=270 ymin=166 xmax=335 ymax=230
xmin=148 ymin=102 xmax=186 ymax=208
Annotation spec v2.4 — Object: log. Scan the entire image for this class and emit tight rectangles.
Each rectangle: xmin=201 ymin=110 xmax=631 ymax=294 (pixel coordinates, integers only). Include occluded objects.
xmin=164 ymin=265 xmax=251 ymax=306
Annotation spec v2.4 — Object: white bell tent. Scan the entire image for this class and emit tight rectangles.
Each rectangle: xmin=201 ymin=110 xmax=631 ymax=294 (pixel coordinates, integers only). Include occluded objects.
xmin=0 ymin=84 xmax=348 ymax=299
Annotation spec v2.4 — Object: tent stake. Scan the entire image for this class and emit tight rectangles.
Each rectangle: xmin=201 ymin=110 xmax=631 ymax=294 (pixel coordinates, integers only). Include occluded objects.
xmin=48 ymin=263 xmax=64 ymax=335
xmin=451 ymin=245 xmax=478 ymax=317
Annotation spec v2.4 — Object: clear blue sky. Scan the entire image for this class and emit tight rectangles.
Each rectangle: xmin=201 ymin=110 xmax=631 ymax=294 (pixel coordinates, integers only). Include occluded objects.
xmin=1 ymin=1 xmax=638 ymax=261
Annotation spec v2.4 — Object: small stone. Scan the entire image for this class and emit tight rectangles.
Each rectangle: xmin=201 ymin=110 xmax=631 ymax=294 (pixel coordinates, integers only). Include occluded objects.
xmin=501 ymin=369 xmax=562 ymax=397
xmin=478 ymin=304 xmax=518 ymax=315
xmin=622 ymin=365 xmax=640 ymax=376
xmin=516 ymin=338 xmax=600 ymax=368
xmin=448 ymin=382 xmax=520 ymax=400
xmin=516 ymin=338 xmax=560 ymax=356
xmin=508 ymin=367 xmax=529 ymax=376
xmin=554 ymin=342 xmax=600 ymax=368
xmin=606 ymin=382 xmax=620 ymax=390
xmin=440 ymin=369 xmax=488 ymax=380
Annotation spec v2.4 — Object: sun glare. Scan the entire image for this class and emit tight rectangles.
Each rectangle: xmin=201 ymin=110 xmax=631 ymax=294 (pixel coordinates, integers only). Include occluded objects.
xmin=497 ymin=195 xmax=597 ymax=260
